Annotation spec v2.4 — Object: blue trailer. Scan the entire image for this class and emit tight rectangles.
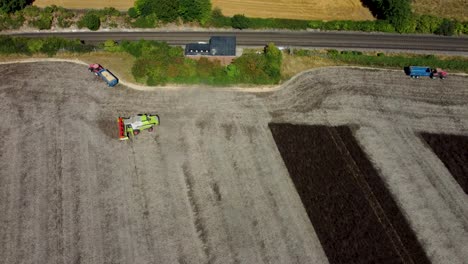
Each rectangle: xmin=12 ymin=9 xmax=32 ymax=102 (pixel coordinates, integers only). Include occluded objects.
xmin=409 ymin=66 xmax=431 ymax=78
xmin=88 ymin=64 xmax=119 ymax=87
xmin=408 ymin=66 xmax=447 ymax=79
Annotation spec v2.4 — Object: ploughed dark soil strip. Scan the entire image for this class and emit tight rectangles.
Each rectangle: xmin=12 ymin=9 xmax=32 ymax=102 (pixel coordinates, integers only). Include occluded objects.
xmin=269 ymin=124 xmax=430 ymax=264
xmin=421 ymin=133 xmax=468 ymax=194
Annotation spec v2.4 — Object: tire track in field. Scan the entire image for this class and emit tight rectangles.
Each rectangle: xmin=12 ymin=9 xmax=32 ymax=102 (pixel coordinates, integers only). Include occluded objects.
xmin=181 ymin=161 xmax=210 ymax=262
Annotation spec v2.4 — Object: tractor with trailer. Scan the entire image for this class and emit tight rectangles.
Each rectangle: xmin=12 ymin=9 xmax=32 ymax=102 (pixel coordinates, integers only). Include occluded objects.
xmin=408 ymin=66 xmax=447 ymax=79
xmin=88 ymin=64 xmax=119 ymax=87
xmin=118 ymin=114 xmax=160 ymax=140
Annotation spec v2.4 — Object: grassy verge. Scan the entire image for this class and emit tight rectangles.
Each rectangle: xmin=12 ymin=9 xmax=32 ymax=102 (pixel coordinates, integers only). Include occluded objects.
xmin=0 ymin=49 xmax=467 ymax=87
xmin=282 ymin=49 xmax=468 ymax=80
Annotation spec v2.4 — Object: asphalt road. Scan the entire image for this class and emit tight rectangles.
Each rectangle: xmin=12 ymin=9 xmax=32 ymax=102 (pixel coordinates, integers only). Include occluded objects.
xmin=8 ymin=31 xmax=468 ymax=52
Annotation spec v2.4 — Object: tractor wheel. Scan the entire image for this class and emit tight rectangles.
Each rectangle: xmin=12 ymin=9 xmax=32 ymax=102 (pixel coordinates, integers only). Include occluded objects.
xmin=148 ymin=127 xmax=154 ymax=132
xmin=134 ymin=130 xmax=140 ymax=135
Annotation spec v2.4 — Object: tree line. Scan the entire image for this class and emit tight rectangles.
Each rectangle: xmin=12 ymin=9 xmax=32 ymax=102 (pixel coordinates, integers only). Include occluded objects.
xmin=0 ymin=0 xmax=466 ymax=36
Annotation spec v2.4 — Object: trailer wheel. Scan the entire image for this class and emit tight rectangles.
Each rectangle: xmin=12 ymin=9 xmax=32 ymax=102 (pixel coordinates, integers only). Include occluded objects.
xmin=134 ymin=130 xmax=140 ymax=135
xmin=148 ymin=127 xmax=154 ymax=132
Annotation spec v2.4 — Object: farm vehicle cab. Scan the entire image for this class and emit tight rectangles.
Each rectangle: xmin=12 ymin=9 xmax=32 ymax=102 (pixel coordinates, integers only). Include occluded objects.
xmin=88 ymin=63 xmax=119 ymax=87
xmin=408 ymin=66 xmax=447 ymax=79
xmin=118 ymin=114 xmax=160 ymax=140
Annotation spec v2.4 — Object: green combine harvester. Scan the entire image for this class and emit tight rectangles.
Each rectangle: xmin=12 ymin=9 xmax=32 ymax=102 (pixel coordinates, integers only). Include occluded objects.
xmin=118 ymin=114 xmax=160 ymax=140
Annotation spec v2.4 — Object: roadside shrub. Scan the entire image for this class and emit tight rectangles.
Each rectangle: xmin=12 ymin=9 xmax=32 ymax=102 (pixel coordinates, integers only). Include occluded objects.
xmin=0 ymin=35 xmax=19 ymax=53
xmin=327 ymin=49 xmax=339 ymax=55
xmin=248 ymin=17 xmax=309 ymax=30
xmin=231 ymin=14 xmax=250 ymax=30
xmin=225 ymin=64 xmax=240 ymax=80
xmin=57 ymin=16 xmax=71 ymax=28
xmin=30 ymin=12 xmax=53 ymax=30
xmin=78 ymin=12 xmax=100 ymax=30
xmin=232 ymin=53 xmax=270 ymax=84
xmin=373 ymin=20 xmax=395 ymax=32
xmin=294 ymin=49 xmax=313 ymax=56
xmin=0 ymin=12 xmax=24 ymax=30
xmin=436 ymin=19 xmax=457 ymax=36
xmin=0 ymin=0 xmax=30 ymax=13
xmin=207 ymin=7 xmax=230 ymax=27
xmin=264 ymin=42 xmax=282 ymax=82
xmin=0 ymin=36 xmax=94 ymax=55
xmin=128 ymin=7 xmax=139 ymax=18
xmin=103 ymin=39 xmax=122 ymax=52
xmin=340 ymin=50 xmax=363 ymax=55
xmin=415 ymin=15 xmax=442 ymax=33
xmin=131 ymin=13 xmax=157 ymax=28
xmin=307 ymin=20 xmax=395 ymax=33
xmin=308 ymin=20 xmax=324 ymax=29
xmin=21 ymin=5 xmax=40 ymax=17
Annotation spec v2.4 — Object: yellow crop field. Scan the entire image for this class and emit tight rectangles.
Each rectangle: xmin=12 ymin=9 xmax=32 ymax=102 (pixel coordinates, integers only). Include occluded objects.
xmin=34 ymin=0 xmax=374 ymax=21
xmin=413 ymin=0 xmax=467 ymax=21
xmin=211 ymin=0 xmax=374 ymax=21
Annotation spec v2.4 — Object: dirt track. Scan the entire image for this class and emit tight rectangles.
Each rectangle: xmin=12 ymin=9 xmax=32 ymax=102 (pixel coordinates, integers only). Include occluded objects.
xmin=0 ymin=62 xmax=467 ymax=264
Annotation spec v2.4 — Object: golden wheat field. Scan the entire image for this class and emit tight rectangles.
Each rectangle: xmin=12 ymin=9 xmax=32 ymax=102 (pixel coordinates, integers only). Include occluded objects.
xmin=33 ymin=0 xmax=466 ymax=21
xmin=412 ymin=0 xmax=467 ymax=21
xmin=211 ymin=0 xmax=374 ymax=20
xmin=34 ymin=0 xmax=374 ymax=20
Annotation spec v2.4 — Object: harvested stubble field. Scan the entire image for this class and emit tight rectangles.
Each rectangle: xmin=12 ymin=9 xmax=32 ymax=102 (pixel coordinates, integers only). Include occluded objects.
xmin=0 ymin=62 xmax=468 ymax=264
xmin=269 ymin=124 xmax=430 ymax=264
xmin=34 ymin=0 xmax=374 ymax=21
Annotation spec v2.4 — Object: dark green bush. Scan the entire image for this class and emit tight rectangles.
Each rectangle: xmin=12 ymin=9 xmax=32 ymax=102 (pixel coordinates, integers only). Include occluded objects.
xmin=30 ymin=12 xmax=52 ymax=30
xmin=248 ymin=17 xmax=309 ymax=30
xmin=327 ymin=49 xmax=339 ymax=55
xmin=0 ymin=0 xmax=30 ymax=13
xmin=415 ymin=15 xmax=442 ymax=33
xmin=231 ymin=14 xmax=250 ymax=30
xmin=207 ymin=7 xmax=231 ymax=27
xmin=128 ymin=7 xmax=139 ymax=18
xmin=78 ymin=12 xmax=100 ymax=30
xmin=307 ymin=20 xmax=395 ymax=33
xmin=436 ymin=18 xmax=456 ymax=36
xmin=131 ymin=13 xmax=157 ymax=28
xmin=0 ymin=36 xmax=94 ymax=56
xmin=0 ymin=12 xmax=24 ymax=30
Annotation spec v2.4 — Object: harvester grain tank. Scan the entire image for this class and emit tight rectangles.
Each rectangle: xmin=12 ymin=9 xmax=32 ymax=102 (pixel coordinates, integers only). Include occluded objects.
xmin=88 ymin=64 xmax=119 ymax=87
xmin=118 ymin=114 xmax=160 ymax=140
xmin=408 ymin=66 xmax=447 ymax=79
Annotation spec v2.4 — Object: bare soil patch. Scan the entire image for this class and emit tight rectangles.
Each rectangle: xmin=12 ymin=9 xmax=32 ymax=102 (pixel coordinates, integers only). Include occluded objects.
xmin=421 ymin=133 xmax=468 ymax=194
xmin=269 ymin=124 xmax=430 ymax=264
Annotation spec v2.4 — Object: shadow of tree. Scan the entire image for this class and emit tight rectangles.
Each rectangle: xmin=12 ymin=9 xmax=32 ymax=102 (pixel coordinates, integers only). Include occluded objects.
xmin=360 ymin=0 xmax=383 ymax=19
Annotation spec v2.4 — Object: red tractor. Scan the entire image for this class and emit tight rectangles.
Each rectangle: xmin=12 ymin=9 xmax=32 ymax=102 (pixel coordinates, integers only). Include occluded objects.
xmin=88 ymin=63 xmax=104 ymax=75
